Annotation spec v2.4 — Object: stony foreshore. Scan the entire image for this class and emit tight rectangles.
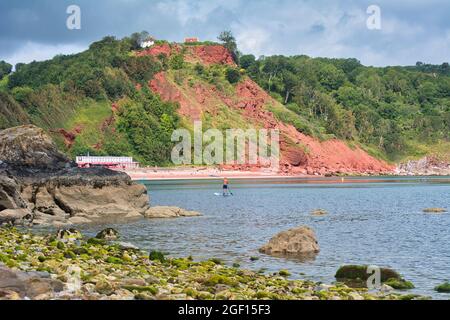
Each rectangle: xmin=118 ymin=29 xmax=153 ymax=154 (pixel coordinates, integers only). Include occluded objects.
xmin=0 ymin=228 xmax=425 ymax=300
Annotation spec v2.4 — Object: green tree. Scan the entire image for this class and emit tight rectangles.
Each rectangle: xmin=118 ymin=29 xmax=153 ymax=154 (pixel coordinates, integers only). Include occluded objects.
xmin=218 ymin=31 xmax=239 ymax=63
xmin=240 ymin=54 xmax=256 ymax=69
xmin=169 ymin=54 xmax=185 ymax=70
xmin=0 ymin=61 xmax=12 ymax=79
xmin=225 ymin=67 xmax=241 ymax=84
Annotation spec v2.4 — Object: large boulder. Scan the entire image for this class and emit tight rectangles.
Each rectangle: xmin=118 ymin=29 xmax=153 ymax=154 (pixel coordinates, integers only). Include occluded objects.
xmin=0 ymin=125 xmax=151 ymax=226
xmin=27 ymin=174 xmax=149 ymax=226
xmin=0 ymin=125 xmax=73 ymax=171
xmin=0 ymin=266 xmax=64 ymax=300
xmin=259 ymin=226 xmax=320 ymax=257
xmin=144 ymin=206 xmax=202 ymax=219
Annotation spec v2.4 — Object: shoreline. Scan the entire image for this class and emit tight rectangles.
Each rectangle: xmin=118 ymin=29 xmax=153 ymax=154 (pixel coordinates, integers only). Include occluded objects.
xmin=115 ymin=168 xmax=450 ymax=181
xmin=0 ymin=228 xmax=426 ymax=300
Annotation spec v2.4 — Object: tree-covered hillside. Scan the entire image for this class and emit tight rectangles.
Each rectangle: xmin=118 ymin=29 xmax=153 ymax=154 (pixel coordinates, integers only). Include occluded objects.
xmin=0 ymin=33 xmax=180 ymax=165
xmin=0 ymin=32 xmax=449 ymax=165
xmin=240 ymin=54 xmax=450 ymax=160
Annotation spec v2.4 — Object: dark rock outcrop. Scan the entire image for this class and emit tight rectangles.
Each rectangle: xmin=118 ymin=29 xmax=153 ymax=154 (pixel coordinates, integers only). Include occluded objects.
xmin=0 ymin=125 xmax=150 ymax=226
xmin=0 ymin=125 xmax=73 ymax=172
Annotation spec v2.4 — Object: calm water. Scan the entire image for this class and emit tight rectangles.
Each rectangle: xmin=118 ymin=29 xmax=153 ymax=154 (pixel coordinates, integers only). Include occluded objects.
xmin=68 ymin=177 xmax=450 ymax=298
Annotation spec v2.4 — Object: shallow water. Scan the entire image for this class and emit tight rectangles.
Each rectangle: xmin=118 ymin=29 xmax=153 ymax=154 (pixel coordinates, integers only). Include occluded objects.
xmin=61 ymin=177 xmax=450 ymax=299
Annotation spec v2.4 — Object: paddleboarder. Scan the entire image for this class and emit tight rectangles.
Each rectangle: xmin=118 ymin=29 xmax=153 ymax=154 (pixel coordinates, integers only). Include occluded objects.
xmin=223 ymin=177 xmax=230 ymax=196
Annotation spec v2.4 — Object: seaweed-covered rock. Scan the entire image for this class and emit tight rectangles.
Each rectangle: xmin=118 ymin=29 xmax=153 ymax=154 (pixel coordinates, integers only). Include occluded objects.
xmin=96 ymin=228 xmax=120 ymax=241
xmin=0 ymin=228 xmax=424 ymax=300
xmin=335 ymin=265 xmax=414 ymax=290
xmin=56 ymin=229 xmax=83 ymax=241
xmin=435 ymin=282 xmax=450 ymax=293
xmin=259 ymin=226 xmax=320 ymax=257
xmin=384 ymin=278 xmax=415 ymax=290
xmin=144 ymin=206 xmax=202 ymax=219
xmin=335 ymin=265 xmax=401 ymax=282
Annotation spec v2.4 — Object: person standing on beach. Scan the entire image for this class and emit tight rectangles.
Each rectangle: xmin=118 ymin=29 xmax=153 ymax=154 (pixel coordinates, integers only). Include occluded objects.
xmin=223 ymin=177 xmax=230 ymax=196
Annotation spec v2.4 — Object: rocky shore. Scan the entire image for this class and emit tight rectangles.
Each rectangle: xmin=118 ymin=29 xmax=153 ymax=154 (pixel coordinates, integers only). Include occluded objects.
xmin=396 ymin=156 xmax=450 ymax=176
xmin=0 ymin=228 xmax=424 ymax=300
xmin=0 ymin=125 xmax=200 ymax=226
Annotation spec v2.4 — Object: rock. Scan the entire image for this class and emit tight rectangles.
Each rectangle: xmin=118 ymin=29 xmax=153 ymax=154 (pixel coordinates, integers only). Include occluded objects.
xmin=95 ymin=279 xmax=115 ymax=295
xmin=435 ymin=282 xmax=450 ymax=293
xmin=396 ymin=156 xmax=450 ymax=176
xmin=67 ymin=217 xmax=92 ymax=225
xmin=0 ymin=208 xmax=33 ymax=226
xmin=34 ymin=187 xmax=68 ymax=218
xmin=283 ymin=147 xmax=308 ymax=167
xmin=335 ymin=265 xmax=401 ymax=282
xmin=259 ymin=226 xmax=320 ymax=257
xmin=380 ymin=284 xmax=394 ymax=293
xmin=116 ymin=242 xmax=140 ymax=251
xmin=96 ymin=228 xmax=120 ymax=241
xmin=311 ymin=209 xmax=328 ymax=216
xmin=0 ymin=125 xmax=72 ymax=171
xmin=384 ymin=278 xmax=415 ymax=290
xmin=144 ymin=206 xmax=202 ymax=219
xmin=0 ymin=265 xmax=64 ymax=299
xmin=0 ymin=125 xmax=151 ymax=226
xmin=56 ymin=229 xmax=83 ymax=242
xmin=0 ymin=175 xmax=27 ymax=210
xmin=190 ymin=45 xmax=236 ymax=66
xmin=423 ymin=208 xmax=447 ymax=213
xmin=347 ymin=292 xmax=364 ymax=300
xmin=0 ymin=289 xmax=21 ymax=300
xmin=334 ymin=265 xmax=414 ymax=289
xmin=120 ymin=278 xmax=147 ymax=287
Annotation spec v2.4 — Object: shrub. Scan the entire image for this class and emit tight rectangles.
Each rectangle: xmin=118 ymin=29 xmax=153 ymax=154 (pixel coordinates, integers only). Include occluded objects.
xmin=169 ymin=54 xmax=185 ymax=70
xmin=149 ymin=250 xmax=165 ymax=263
xmin=226 ymin=67 xmax=241 ymax=84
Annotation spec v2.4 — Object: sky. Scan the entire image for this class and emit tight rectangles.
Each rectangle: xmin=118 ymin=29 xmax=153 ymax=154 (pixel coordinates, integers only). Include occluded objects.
xmin=0 ymin=0 xmax=449 ymax=67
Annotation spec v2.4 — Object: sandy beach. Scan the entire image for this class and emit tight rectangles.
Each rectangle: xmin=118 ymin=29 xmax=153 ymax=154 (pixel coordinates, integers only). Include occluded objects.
xmin=119 ymin=167 xmax=308 ymax=181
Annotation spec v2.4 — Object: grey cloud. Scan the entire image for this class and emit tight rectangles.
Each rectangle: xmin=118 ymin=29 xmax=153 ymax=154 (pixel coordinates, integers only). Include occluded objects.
xmin=0 ymin=0 xmax=449 ymax=67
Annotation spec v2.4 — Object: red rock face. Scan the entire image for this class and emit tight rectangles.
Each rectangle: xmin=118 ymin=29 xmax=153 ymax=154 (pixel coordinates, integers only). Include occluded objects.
xmin=149 ymin=72 xmax=202 ymax=120
xmin=136 ymin=43 xmax=172 ymax=57
xmin=53 ymin=125 xmax=83 ymax=149
xmin=188 ymin=45 xmax=236 ymax=66
xmin=145 ymin=45 xmax=393 ymax=175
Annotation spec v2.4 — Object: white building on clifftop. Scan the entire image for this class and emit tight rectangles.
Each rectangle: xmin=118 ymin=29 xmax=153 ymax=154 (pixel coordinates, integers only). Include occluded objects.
xmin=140 ymin=36 xmax=155 ymax=48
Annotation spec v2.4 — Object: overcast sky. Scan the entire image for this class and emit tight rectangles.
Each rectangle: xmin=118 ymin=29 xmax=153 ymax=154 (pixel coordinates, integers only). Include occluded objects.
xmin=0 ymin=0 xmax=449 ymax=67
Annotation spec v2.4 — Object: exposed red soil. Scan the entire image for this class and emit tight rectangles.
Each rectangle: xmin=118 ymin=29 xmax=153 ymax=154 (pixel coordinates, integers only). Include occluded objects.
xmin=137 ymin=44 xmax=235 ymax=66
xmin=147 ymin=46 xmax=394 ymax=175
xmin=149 ymin=72 xmax=203 ymax=120
xmin=230 ymin=79 xmax=393 ymax=174
xmin=186 ymin=45 xmax=236 ymax=66
xmin=52 ymin=125 xmax=83 ymax=149
xmin=136 ymin=43 xmax=172 ymax=58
